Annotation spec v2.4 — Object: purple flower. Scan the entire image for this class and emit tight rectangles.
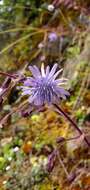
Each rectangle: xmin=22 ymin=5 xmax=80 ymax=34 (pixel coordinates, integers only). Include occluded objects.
xmin=21 ymin=64 xmax=69 ymax=106
xmin=48 ymin=32 xmax=57 ymax=42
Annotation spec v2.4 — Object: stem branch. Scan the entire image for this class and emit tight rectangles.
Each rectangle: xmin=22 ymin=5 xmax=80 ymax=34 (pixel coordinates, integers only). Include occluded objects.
xmin=54 ymin=104 xmax=90 ymax=147
xmin=0 ymin=71 xmax=17 ymax=79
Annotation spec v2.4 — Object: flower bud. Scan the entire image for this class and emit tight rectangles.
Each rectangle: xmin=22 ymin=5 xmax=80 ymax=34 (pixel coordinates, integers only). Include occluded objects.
xmin=47 ymin=4 xmax=55 ymax=12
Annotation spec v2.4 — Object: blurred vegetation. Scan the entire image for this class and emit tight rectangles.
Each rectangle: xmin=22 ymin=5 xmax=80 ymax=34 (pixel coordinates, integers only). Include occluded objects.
xmin=0 ymin=0 xmax=90 ymax=190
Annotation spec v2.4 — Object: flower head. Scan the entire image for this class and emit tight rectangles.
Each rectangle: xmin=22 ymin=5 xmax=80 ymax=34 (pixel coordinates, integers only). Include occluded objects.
xmin=48 ymin=32 xmax=57 ymax=42
xmin=21 ymin=64 xmax=69 ymax=106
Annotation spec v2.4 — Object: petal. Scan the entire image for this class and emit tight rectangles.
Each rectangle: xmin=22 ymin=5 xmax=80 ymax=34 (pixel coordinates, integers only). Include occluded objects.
xmin=33 ymin=65 xmax=41 ymax=76
xmin=54 ymin=78 xmax=68 ymax=84
xmin=20 ymin=86 xmax=30 ymax=90
xmin=53 ymin=69 xmax=63 ymax=80
xmin=54 ymin=90 xmax=66 ymax=100
xmin=48 ymin=64 xmax=58 ymax=79
xmin=29 ymin=66 xmax=41 ymax=78
xmin=57 ymin=87 xmax=70 ymax=96
xmin=24 ymin=78 xmax=36 ymax=86
xmin=28 ymin=92 xmax=38 ymax=103
xmin=57 ymin=82 xmax=67 ymax=86
xmin=41 ymin=63 xmax=45 ymax=77
xmin=34 ymin=97 xmax=43 ymax=106
xmin=45 ymin=65 xmax=50 ymax=76
xmin=21 ymin=89 xmax=32 ymax=95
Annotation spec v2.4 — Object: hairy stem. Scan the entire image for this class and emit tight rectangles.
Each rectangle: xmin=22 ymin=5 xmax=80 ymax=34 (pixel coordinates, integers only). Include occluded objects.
xmin=0 ymin=71 xmax=17 ymax=79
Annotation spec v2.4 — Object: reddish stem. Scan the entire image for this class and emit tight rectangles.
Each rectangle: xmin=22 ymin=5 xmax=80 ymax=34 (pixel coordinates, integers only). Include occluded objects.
xmin=54 ymin=104 xmax=90 ymax=148
xmin=0 ymin=71 xmax=17 ymax=79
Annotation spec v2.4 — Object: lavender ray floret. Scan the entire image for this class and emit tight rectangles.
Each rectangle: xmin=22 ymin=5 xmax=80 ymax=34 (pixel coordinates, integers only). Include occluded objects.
xmin=29 ymin=66 xmax=41 ymax=78
xmin=53 ymin=69 xmax=63 ymax=80
xmin=45 ymin=65 xmax=50 ymax=76
xmin=47 ymin=63 xmax=58 ymax=79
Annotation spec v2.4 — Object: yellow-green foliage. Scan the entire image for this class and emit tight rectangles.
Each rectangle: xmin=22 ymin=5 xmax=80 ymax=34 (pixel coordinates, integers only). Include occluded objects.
xmin=28 ymin=110 xmax=69 ymax=150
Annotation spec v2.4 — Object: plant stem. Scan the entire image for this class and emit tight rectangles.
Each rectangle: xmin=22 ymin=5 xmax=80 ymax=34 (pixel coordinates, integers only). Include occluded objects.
xmin=54 ymin=104 xmax=90 ymax=147
xmin=0 ymin=71 xmax=17 ymax=79
xmin=56 ymin=149 xmax=69 ymax=178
